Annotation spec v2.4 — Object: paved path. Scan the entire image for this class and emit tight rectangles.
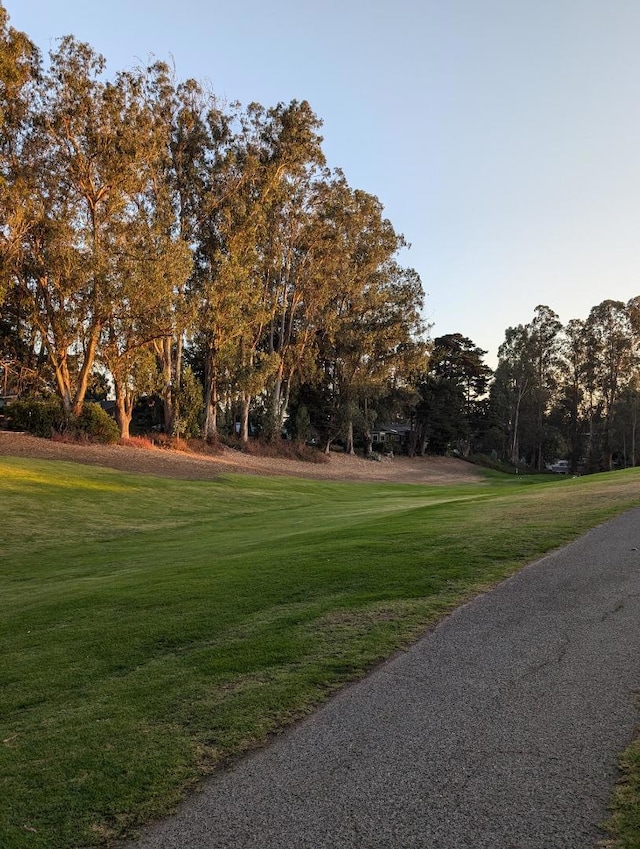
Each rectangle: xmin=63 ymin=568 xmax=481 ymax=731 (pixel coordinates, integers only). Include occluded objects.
xmin=126 ymin=509 xmax=640 ymax=848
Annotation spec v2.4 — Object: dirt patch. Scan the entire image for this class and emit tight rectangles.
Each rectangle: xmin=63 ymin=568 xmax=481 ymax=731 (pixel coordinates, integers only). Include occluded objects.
xmin=0 ymin=430 xmax=484 ymax=485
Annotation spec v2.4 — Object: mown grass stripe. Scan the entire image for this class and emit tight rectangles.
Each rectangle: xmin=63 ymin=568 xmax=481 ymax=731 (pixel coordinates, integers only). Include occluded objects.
xmin=2 ymin=457 xmax=639 ymax=847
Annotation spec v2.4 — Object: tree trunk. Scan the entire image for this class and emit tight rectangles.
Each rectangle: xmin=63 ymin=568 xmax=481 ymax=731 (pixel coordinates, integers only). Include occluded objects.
xmin=270 ymin=369 xmax=293 ymax=436
xmin=603 ymin=415 xmax=613 ymax=471
xmin=155 ymin=336 xmax=175 ymax=434
xmin=71 ymin=324 xmax=101 ymax=417
xmin=52 ymin=358 xmax=73 ymax=413
xmin=203 ymin=346 xmax=218 ymax=441
xmin=511 ymin=390 xmax=523 ymax=465
xmin=114 ymin=382 xmax=133 ymax=440
xmin=271 ymin=374 xmax=282 ymax=436
xmin=204 ymin=395 xmax=218 ymax=441
xmin=241 ymin=395 xmax=250 ymax=443
xmin=363 ymin=427 xmax=373 ymax=457
xmin=407 ymin=429 xmax=417 ymax=458
xmin=345 ymin=419 xmax=355 ymax=455
xmin=278 ymin=374 xmax=293 ymax=430
xmin=417 ymin=422 xmax=428 ymax=456
xmin=632 ymin=401 xmax=637 ymax=467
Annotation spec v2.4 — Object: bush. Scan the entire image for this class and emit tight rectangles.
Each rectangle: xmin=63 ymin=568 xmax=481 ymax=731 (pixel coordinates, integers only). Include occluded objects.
xmin=172 ymin=367 xmax=204 ymax=438
xmin=119 ymin=436 xmax=156 ymax=451
xmin=150 ymin=433 xmax=191 ymax=452
xmin=75 ymin=403 xmax=119 ymax=444
xmin=6 ymin=398 xmax=119 ymax=444
xmin=7 ymin=398 xmax=70 ymax=437
xmin=217 ymin=433 xmax=328 ymax=463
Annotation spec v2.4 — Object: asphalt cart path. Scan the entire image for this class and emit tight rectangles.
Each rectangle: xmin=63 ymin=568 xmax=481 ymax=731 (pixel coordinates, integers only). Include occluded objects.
xmin=125 ymin=509 xmax=640 ymax=849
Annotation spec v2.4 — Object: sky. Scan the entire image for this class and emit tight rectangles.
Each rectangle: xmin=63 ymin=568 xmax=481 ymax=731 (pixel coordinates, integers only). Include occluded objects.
xmin=6 ymin=0 xmax=640 ymax=364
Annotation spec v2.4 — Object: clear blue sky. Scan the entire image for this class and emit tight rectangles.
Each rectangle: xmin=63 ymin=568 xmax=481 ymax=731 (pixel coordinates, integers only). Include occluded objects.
xmin=7 ymin=0 xmax=640 ymax=363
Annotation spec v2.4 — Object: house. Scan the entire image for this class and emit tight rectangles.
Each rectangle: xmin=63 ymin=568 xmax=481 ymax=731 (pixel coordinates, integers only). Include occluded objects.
xmin=0 ymin=394 xmax=17 ymax=411
xmin=371 ymin=423 xmax=413 ymax=451
xmin=0 ymin=395 xmax=17 ymax=427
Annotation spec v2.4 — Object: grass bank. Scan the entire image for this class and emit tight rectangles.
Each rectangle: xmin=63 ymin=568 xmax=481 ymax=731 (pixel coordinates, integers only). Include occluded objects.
xmin=2 ymin=457 xmax=640 ymax=847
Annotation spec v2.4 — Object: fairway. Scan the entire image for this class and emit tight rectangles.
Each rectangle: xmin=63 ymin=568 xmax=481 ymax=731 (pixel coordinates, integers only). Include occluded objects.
xmin=3 ymin=456 xmax=640 ymax=848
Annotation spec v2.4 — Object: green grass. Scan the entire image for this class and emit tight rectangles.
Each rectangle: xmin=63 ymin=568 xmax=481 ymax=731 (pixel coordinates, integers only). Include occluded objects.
xmin=2 ymin=457 xmax=640 ymax=847
xmin=608 ymin=742 xmax=640 ymax=848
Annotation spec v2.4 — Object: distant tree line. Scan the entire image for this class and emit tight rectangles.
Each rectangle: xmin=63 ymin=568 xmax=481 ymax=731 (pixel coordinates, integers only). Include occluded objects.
xmin=406 ymin=301 xmax=640 ymax=474
xmin=487 ymin=300 xmax=640 ymax=473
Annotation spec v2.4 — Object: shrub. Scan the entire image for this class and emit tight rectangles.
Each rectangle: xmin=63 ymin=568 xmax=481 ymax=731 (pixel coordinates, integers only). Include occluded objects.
xmin=119 ymin=436 xmax=156 ymax=451
xmin=216 ymin=433 xmax=328 ymax=463
xmin=186 ymin=437 xmax=225 ymax=456
xmin=172 ymin=367 xmax=204 ymax=438
xmin=151 ymin=433 xmax=191 ymax=452
xmin=7 ymin=398 xmax=70 ymax=437
xmin=75 ymin=403 xmax=120 ymax=444
xmin=6 ymin=398 xmax=119 ymax=444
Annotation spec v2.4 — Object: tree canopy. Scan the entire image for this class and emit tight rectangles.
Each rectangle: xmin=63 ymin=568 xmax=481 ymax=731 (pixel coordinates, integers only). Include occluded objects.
xmin=0 ymin=6 xmax=427 ymax=445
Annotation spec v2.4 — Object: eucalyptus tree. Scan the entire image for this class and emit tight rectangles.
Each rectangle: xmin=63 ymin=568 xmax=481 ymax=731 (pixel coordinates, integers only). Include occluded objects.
xmin=611 ymin=378 xmax=640 ymax=468
xmin=493 ymin=324 xmax=536 ymax=465
xmin=527 ymin=305 xmax=563 ymax=469
xmin=99 ymin=182 xmax=191 ymax=438
xmin=613 ymin=295 xmax=640 ymax=466
xmin=583 ymin=299 xmax=636 ymax=470
xmin=249 ymin=100 xmax=329 ymax=439
xmin=341 ymin=262 xmax=426 ymax=454
xmin=195 ymin=100 xmax=279 ymax=441
xmin=193 ymin=99 xmax=327 ymax=442
xmin=7 ymin=37 xmax=178 ymax=416
xmin=0 ymin=2 xmax=42 ymax=398
xmin=0 ymin=5 xmax=41 ymax=306
xmin=556 ymin=318 xmax=587 ymax=473
xmin=491 ymin=306 xmax=563 ymax=468
xmin=142 ymin=70 xmax=214 ymax=433
xmin=310 ymin=182 xmax=426 ymax=454
xmin=90 ymin=63 xmax=190 ymax=437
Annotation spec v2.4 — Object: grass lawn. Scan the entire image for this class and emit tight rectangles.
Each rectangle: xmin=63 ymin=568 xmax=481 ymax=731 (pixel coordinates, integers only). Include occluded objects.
xmin=2 ymin=456 xmax=640 ymax=847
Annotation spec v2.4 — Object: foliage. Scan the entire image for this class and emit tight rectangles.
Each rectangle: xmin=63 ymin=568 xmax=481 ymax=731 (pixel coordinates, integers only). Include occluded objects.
xmin=292 ymin=402 xmax=312 ymax=444
xmin=5 ymin=4 xmax=640 ymax=472
xmin=172 ymin=365 xmax=204 ymax=438
xmin=6 ymin=397 xmax=118 ymax=442
xmin=6 ymin=397 xmax=69 ymax=437
xmin=488 ymin=299 xmax=640 ymax=474
xmin=0 ymin=4 xmax=427 ymax=445
xmin=75 ymin=402 xmax=120 ymax=444
xmin=413 ymin=333 xmax=491 ymax=456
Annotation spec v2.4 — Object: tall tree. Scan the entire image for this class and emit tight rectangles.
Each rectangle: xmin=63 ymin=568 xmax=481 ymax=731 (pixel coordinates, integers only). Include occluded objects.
xmin=145 ymin=69 xmax=211 ymax=434
xmin=556 ymin=318 xmax=587 ymax=473
xmin=311 ymin=180 xmax=426 ymax=454
xmin=416 ymin=333 xmax=491 ymax=456
xmin=252 ymin=101 xmax=328 ymax=438
xmin=527 ymin=305 xmax=562 ymax=470
xmin=10 ymin=37 xmax=171 ymax=416
xmin=583 ymin=299 xmax=636 ymax=470
xmin=0 ymin=5 xmax=40 ymax=305
xmin=194 ymin=99 xmax=327 ymax=442
xmin=494 ymin=324 xmax=535 ymax=465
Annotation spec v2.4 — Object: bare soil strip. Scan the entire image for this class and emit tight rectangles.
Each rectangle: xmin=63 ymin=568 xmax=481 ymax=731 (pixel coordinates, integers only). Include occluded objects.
xmin=0 ymin=431 xmax=484 ymax=485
